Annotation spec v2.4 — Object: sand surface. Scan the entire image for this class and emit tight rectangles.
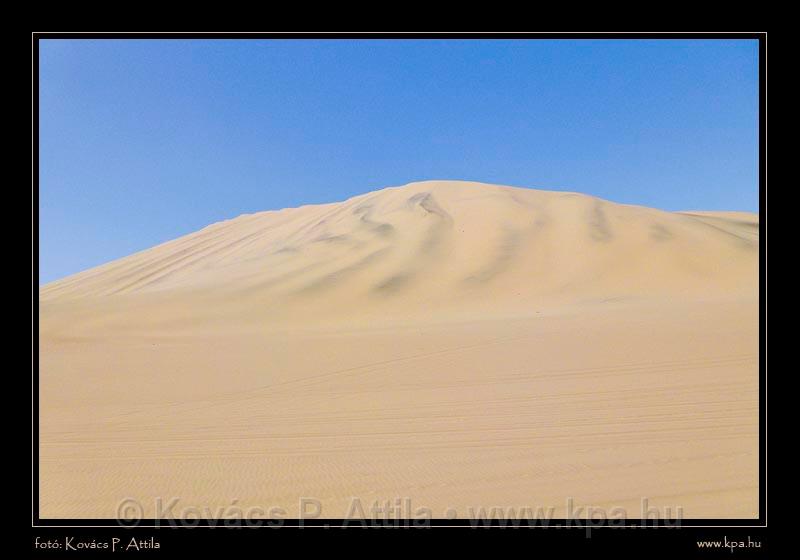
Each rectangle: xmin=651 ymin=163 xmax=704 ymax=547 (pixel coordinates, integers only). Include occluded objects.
xmin=39 ymin=181 xmax=759 ymax=519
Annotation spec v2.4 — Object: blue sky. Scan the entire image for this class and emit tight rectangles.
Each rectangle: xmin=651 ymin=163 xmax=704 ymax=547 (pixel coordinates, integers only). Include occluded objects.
xmin=38 ymin=38 xmax=759 ymax=284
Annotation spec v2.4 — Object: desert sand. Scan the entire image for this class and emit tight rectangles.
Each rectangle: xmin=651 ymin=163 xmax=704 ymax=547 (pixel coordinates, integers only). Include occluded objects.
xmin=39 ymin=180 xmax=759 ymax=519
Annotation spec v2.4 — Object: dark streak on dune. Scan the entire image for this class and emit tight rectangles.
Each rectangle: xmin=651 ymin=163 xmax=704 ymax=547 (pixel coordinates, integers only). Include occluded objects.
xmin=681 ymin=215 xmax=758 ymax=250
xmin=373 ymin=220 xmax=450 ymax=294
xmin=419 ymin=221 xmax=449 ymax=256
xmin=410 ymin=193 xmax=453 ymax=255
xmin=650 ymin=224 xmax=673 ymax=242
xmin=374 ymin=272 xmax=413 ymax=294
xmin=588 ymin=201 xmax=613 ymax=242
xmin=353 ymin=205 xmax=396 ymax=238
xmin=241 ymin=260 xmax=333 ymax=296
xmin=295 ymin=248 xmax=391 ymax=295
xmin=407 ymin=192 xmax=452 ymax=221
xmin=312 ymin=234 xmax=351 ymax=244
xmin=508 ymin=192 xmax=535 ymax=208
xmin=372 ymin=223 xmax=396 ymax=237
xmin=465 ymin=229 xmax=522 ymax=284
xmin=371 ymin=193 xmax=454 ymax=295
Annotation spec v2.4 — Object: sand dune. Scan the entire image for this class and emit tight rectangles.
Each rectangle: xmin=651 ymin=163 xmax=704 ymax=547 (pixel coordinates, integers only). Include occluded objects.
xmin=39 ymin=181 xmax=759 ymax=519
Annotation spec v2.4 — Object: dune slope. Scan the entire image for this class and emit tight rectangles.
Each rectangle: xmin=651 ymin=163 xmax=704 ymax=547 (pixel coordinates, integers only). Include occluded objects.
xmin=39 ymin=181 xmax=759 ymax=519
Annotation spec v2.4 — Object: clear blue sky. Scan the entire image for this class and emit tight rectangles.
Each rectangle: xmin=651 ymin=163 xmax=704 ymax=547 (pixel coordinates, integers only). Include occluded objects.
xmin=39 ymin=38 xmax=759 ymax=284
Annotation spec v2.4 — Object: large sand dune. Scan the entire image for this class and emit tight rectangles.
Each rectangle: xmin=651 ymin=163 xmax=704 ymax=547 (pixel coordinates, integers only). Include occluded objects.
xmin=39 ymin=180 xmax=759 ymax=519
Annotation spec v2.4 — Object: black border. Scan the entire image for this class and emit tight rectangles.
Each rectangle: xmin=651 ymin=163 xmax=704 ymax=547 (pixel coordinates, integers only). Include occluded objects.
xmin=32 ymin=30 xmax=767 ymax=551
